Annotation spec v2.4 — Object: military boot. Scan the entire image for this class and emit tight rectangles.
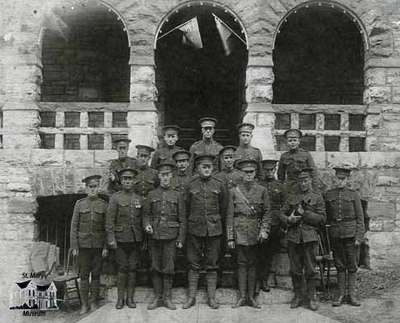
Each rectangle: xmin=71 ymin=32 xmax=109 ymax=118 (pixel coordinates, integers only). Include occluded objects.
xmin=290 ymin=275 xmax=302 ymax=309
xmin=232 ymin=267 xmax=247 ymax=308
xmin=148 ymin=272 xmax=163 ymax=310
xmin=115 ymin=272 xmax=127 ymax=309
xmin=206 ymin=271 xmax=219 ymax=309
xmin=182 ymin=269 xmax=199 ymax=309
xmin=79 ymin=280 xmax=89 ymax=315
xmin=347 ymin=272 xmax=361 ymax=306
xmin=307 ymin=278 xmax=319 ymax=311
xmin=89 ymin=279 xmax=100 ymax=310
xmin=332 ymin=272 xmax=346 ymax=307
xmin=163 ymin=274 xmax=176 ymax=310
xmin=126 ymin=272 xmax=137 ymax=308
xmin=247 ymin=267 xmax=261 ymax=309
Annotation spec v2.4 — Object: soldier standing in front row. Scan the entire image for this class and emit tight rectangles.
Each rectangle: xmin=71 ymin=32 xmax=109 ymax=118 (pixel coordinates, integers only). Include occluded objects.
xmin=70 ymin=175 xmax=108 ymax=314
xmin=171 ymin=150 xmax=192 ymax=193
xmin=144 ymin=161 xmax=186 ymax=310
xmin=133 ymin=145 xmax=159 ymax=197
xmin=279 ymin=168 xmax=326 ymax=311
xmin=106 ymin=168 xmax=144 ymax=310
xmin=325 ymin=166 xmax=364 ymax=307
xmin=216 ymin=145 xmax=244 ymax=189
xmin=226 ymin=159 xmax=271 ymax=309
xmin=151 ymin=125 xmax=183 ymax=168
xmin=183 ymin=155 xmax=229 ymax=310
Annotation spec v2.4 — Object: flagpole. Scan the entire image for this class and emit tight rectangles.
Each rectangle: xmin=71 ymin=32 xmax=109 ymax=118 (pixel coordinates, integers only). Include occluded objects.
xmin=157 ymin=17 xmax=196 ymax=41
xmin=212 ymin=13 xmax=247 ymax=46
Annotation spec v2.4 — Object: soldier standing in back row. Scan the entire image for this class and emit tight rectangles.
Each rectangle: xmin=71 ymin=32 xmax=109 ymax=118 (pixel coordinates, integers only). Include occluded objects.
xmin=133 ymin=145 xmax=159 ymax=197
xmin=171 ymin=150 xmax=192 ymax=193
xmin=215 ymin=146 xmax=244 ymax=189
xmin=279 ymin=168 xmax=326 ymax=311
xmin=144 ymin=161 xmax=186 ymax=310
xmin=106 ymin=168 xmax=144 ymax=310
xmin=70 ymin=175 xmax=108 ymax=314
xmin=189 ymin=117 xmax=223 ymax=174
xmin=226 ymin=159 xmax=271 ymax=309
xmin=183 ymin=155 xmax=229 ymax=310
xmin=325 ymin=166 xmax=364 ymax=307
xmin=151 ymin=125 xmax=183 ymax=168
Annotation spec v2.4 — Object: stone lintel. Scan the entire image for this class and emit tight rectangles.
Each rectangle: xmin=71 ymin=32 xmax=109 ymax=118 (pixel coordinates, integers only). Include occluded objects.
xmin=248 ymin=56 xmax=273 ymax=67
xmin=129 ymin=55 xmax=155 ymax=66
xmin=2 ymin=101 xmax=39 ymax=111
xmin=365 ymin=58 xmax=400 ymax=69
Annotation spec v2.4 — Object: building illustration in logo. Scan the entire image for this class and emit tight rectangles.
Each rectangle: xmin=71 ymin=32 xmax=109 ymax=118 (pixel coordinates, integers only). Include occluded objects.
xmin=9 ymin=279 xmax=59 ymax=310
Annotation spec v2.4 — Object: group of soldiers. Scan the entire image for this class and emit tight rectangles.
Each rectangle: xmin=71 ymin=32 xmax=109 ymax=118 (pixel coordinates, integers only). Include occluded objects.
xmin=70 ymin=116 xmax=369 ymax=315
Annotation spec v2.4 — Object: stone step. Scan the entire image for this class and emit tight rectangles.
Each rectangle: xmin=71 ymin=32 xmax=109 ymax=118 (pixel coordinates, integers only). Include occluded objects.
xmin=104 ymin=286 xmax=293 ymax=305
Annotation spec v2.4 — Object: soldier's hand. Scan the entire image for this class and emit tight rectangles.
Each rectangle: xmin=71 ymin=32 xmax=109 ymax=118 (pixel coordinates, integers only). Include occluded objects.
xmin=228 ymin=241 xmax=235 ymax=249
xmin=355 ymin=239 xmax=361 ymax=246
xmin=109 ymin=241 xmax=117 ymax=250
xmin=110 ymin=173 xmax=116 ymax=182
xmin=258 ymin=231 xmax=269 ymax=242
xmin=288 ymin=214 xmax=302 ymax=224
xmin=176 ymin=241 xmax=183 ymax=249
xmin=71 ymin=249 xmax=79 ymax=257
xmin=145 ymin=224 xmax=153 ymax=234
xmin=102 ymin=248 xmax=109 ymax=258
xmin=297 ymin=204 xmax=305 ymax=215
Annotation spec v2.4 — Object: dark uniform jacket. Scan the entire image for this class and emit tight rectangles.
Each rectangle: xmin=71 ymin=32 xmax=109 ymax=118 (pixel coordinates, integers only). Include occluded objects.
xmin=133 ymin=166 xmax=159 ymax=197
xmin=151 ymin=144 xmax=183 ymax=169
xmin=260 ymin=179 xmax=285 ymax=226
xmin=325 ymin=187 xmax=365 ymax=242
xmin=106 ymin=190 xmax=144 ymax=245
xmin=184 ymin=175 xmax=229 ymax=237
xmin=234 ymin=146 xmax=262 ymax=177
xmin=143 ymin=186 xmax=186 ymax=243
xmin=70 ymin=197 xmax=108 ymax=249
xmin=171 ymin=170 xmax=191 ymax=193
xmin=108 ymin=157 xmax=137 ymax=193
xmin=226 ymin=182 xmax=271 ymax=246
xmin=189 ymin=139 xmax=223 ymax=172
xmin=279 ymin=190 xmax=326 ymax=244
xmin=215 ymin=168 xmax=243 ymax=189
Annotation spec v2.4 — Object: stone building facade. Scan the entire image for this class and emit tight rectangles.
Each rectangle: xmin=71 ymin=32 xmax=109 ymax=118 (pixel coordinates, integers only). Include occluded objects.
xmin=1 ymin=0 xmax=400 ymax=313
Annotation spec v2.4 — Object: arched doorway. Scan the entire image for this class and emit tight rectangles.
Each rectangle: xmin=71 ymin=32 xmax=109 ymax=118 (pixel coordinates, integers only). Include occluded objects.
xmin=155 ymin=2 xmax=248 ymax=149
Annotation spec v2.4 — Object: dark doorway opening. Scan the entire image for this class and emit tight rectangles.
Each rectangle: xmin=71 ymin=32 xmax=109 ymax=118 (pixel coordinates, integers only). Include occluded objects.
xmin=273 ymin=5 xmax=364 ymax=104
xmin=155 ymin=5 xmax=248 ymax=149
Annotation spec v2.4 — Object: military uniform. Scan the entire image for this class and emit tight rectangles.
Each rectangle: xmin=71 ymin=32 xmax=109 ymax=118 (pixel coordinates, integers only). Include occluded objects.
xmin=108 ymin=157 xmax=137 ymax=193
xmin=215 ymin=168 xmax=243 ymax=189
xmin=171 ymin=170 xmax=192 ymax=193
xmin=133 ymin=166 xmax=159 ymax=197
xmin=325 ymin=168 xmax=364 ymax=307
xmin=151 ymin=145 xmax=183 ymax=169
xmin=189 ymin=139 xmax=223 ymax=173
xmin=234 ymin=146 xmax=262 ymax=177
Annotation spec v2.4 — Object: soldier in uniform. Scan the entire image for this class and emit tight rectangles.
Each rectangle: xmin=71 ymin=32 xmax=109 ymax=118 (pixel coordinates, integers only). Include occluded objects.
xmin=234 ymin=123 xmax=262 ymax=178
xmin=70 ymin=175 xmax=108 ymax=314
xmin=189 ymin=117 xmax=223 ymax=174
xmin=183 ymin=155 xmax=229 ymax=310
xmin=151 ymin=125 xmax=183 ymax=168
xmin=215 ymin=145 xmax=244 ymax=189
xmin=144 ymin=161 xmax=186 ymax=310
xmin=279 ymin=168 xmax=326 ymax=311
xmin=277 ymin=129 xmax=318 ymax=193
xmin=257 ymin=159 xmax=285 ymax=292
xmin=106 ymin=168 xmax=144 ymax=310
xmin=133 ymin=145 xmax=159 ymax=197
xmin=108 ymin=138 xmax=137 ymax=194
xmin=171 ymin=150 xmax=192 ymax=193
xmin=226 ymin=159 xmax=271 ymax=308
xmin=325 ymin=166 xmax=364 ymax=307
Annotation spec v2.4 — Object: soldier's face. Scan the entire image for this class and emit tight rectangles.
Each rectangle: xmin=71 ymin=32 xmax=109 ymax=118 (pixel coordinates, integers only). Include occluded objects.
xmin=299 ymin=176 xmax=311 ymax=192
xmin=264 ymin=168 xmax=275 ymax=179
xmin=287 ymin=137 xmax=300 ymax=150
xmin=137 ymin=152 xmax=150 ymax=167
xmin=202 ymin=126 xmax=215 ymax=139
xmin=222 ymin=155 xmax=234 ymax=169
xmin=121 ymin=175 xmax=134 ymax=190
xmin=159 ymin=171 xmax=173 ymax=187
xmin=176 ymin=159 xmax=189 ymax=171
xmin=197 ymin=163 xmax=213 ymax=177
xmin=336 ymin=173 xmax=348 ymax=188
xmin=164 ymin=132 xmax=178 ymax=146
xmin=243 ymin=168 xmax=256 ymax=182
xmin=86 ymin=181 xmax=100 ymax=197
xmin=239 ymin=132 xmax=252 ymax=145
xmin=117 ymin=143 xmax=128 ymax=158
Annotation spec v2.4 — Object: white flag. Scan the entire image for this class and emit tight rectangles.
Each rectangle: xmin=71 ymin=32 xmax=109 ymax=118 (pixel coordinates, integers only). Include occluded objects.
xmin=214 ymin=15 xmax=234 ymax=55
xmin=179 ymin=17 xmax=203 ymax=49
xmin=43 ymin=5 xmax=69 ymax=40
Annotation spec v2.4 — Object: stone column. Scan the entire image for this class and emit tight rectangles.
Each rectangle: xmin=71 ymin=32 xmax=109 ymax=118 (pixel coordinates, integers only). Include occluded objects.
xmin=128 ymin=55 xmax=159 ymax=155
xmin=243 ymin=56 xmax=277 ymax=158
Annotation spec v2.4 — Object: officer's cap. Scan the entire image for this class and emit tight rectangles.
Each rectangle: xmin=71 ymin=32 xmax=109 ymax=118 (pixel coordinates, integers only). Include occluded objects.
xmin=136 ymin=145 xmax=155 ymax=154
xmin=194 ymin=154 xmax=215 ymax=166
xmin=297 ymin=167 xmax=313 ymax=179
xmin=284 ymin=129 xmax=303 ymax=138
xmin=261 ymin=159 xmax=279 ymax=170
xmin=236 ymin=159 xmax=258 ymax=171
xmin=172 ymin=150 xmax=191 ymax=161
xmin=219 ymin=145 xmax=237 ymax=156
xmin=82 ymin=174 xmax=102 ymax=184
xmin=157 ymin=160 xmax=176 ymax=174
xmin=112 ymin=138 xmax=131 ymax=145
xmin=162 ymin=125 xmax=180 ymax=135
xmin=118 ymin=168 xmax=138 ymax=178
xmin=199 ymin=117 xmax=217 ymax=128
xmin=333 ymin=164 xmax=356 ymax=176
xmin=237 ymin=123 xmax=255 ymax=134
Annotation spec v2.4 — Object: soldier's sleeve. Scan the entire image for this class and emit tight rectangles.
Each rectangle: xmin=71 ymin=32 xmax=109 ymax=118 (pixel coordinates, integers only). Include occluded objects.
xmin=302 ymin=194 xmax=326 ymax=227
xmin=354 ymin=192 xmax=365 ymax=242
xmin=69 ymin=201 xmax=80 ymax=250
xmin=306 ymin=151 xmax=319 ymax=189
xmin=109 ymin=161 xmax=119 ymax=185
xmin=105 ymin=194 xmax=118 ymax=246
xmin=219 ymin=180 xmax=230 ymax=220
xmin=226 ymin=188 xmax=235 ymax=241
xmin=177 ymin=192 xmax=187 ymax=244
xmin=279 ymin=198 xmax=292 ymax=227
xmin=184 ymin=182 xmax=191 ymax=219
xmin=361 ymin=199 xmax=370 ymax=232
xmin=143 ymin=192 xmax=152 ymax=229
xmin=261 ymin=187 xmax=272 ymax=234
xmin=150 ymin=150 xmax=159 ymax=169
xmin=277 ymin=154 xmax=286 ymax=181
xmin=256 ymin=148 xmax=263 ymax=179
xmin=189 ymin=143 xmax=197 ymax=174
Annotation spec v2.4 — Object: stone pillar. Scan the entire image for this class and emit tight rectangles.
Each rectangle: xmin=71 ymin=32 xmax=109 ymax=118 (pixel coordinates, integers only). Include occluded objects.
xmin=128 ymin=55 xmax=159 ymax=155
xmin=243 ymin=56 xmax=277 ymax=158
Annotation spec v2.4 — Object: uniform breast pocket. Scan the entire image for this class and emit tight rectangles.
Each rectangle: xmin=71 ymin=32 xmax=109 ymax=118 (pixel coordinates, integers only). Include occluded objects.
xmin=118 ymin=201 xmax=130 ymax=216
xmin=79 ymin=209 xmax=91 ymax=223
xmin=342 ymin=195 xmax=355 ymax=218
xmin=115 ymin=225 xmax=124 ymax=232
xmin=166 ymin=198 xmax=178 ymax=215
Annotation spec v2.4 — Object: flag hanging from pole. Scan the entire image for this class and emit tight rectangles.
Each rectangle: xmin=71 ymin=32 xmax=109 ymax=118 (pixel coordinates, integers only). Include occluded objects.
xmin=179 ymin=17 xmax=203 ymax=49
xmin=213 ymin=13 xmax=246 ymax=56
